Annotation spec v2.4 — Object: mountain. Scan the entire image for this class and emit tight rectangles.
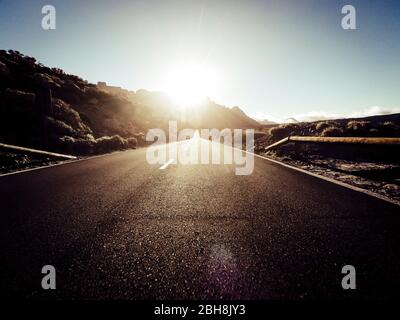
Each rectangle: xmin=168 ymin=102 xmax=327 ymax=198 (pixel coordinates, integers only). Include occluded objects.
xmin=332 ymin=113 xmax=400 ymax=127
xmin=0 ymin=50 xmax=260 ymax=155
xmin=283 ymin=117 xmax=299 ymax=124
xmin=259 ymin=119 xmax=277 ymax=126
xmin=98 ymin=85 xmax=260 ymax=130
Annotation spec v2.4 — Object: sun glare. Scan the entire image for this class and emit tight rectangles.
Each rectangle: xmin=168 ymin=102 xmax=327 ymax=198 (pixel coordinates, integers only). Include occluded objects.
xmin=162 ymin=62 xmax=218 ymax=108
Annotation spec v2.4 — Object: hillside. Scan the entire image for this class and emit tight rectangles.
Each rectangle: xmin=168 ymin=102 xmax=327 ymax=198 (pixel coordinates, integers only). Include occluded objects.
xmin=0 ymin=50 xmax=259 ymax=156
xmin=254 ymin=113 xmax=400 ymax=151
xmin=252 ymin=113 xmax=400 ymax=201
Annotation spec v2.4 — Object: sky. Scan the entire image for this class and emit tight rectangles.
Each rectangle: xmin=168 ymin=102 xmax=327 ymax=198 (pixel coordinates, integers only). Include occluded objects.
xmin=1 ymin=0 xmax=399 ymax=122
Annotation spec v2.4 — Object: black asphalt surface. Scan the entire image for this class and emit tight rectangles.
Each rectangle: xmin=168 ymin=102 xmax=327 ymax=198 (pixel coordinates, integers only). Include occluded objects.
xmin=1 ymin=140 xmax=399 ymax=299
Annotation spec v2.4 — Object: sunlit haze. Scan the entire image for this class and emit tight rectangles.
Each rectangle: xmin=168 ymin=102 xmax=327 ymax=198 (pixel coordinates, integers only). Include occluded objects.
xmin=1 ymin=0 xmax=400 ymax=303
xmin=1 ymin=0 xmax=399 ymax=122
xmin=160 ymin=62 xmax=218 ymax=108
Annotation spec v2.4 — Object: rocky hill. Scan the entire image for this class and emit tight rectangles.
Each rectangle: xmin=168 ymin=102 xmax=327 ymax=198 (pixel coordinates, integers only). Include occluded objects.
xmin=0 ymin=50 xmax=259 ymax=156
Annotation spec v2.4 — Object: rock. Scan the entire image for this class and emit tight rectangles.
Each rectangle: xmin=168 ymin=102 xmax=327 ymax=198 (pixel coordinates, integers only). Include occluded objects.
xmin=383 ymin=184 xmax=399 ymax=191
xmin=33 ymin=73 xmax=60 ymax=88
xmin=0 ymin=61 xmax=8 ymax=75
xmin=4 ymin=88 xmax=36 ymax=111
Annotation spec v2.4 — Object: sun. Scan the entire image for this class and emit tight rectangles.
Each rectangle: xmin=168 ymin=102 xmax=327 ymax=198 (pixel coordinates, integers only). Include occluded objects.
xmin=162 ymin=62 xmax=218 ymax=108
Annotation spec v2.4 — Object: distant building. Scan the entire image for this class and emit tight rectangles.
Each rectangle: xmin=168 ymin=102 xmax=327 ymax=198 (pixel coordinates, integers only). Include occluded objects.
xmin=97 ymin=81 xmax=122 ymax=91
xmin=97 ymin=81 xmax=128 ymax=96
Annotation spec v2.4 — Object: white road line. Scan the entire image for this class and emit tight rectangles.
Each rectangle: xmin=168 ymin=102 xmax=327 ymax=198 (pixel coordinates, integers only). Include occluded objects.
xmin=2 ymin=140 xmax=398 ymax=207
xmin=247 ymin=150 xmax=400 ymax=207
xmin=159 ymin=158 xmax=174 ymax=170
xmin=0 ymin=150 xmax=127 ymax=178
xmin=217 ymin=140 xmax=400 ymax=207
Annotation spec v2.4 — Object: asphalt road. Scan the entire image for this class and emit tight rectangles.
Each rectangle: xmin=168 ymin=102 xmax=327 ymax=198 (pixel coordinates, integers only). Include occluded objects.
xmin=1 ymin=138 xmax=399 ymax=299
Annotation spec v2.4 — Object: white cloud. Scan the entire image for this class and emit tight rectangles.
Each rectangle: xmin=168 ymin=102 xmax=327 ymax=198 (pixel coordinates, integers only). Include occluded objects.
xmin=288 ymin=111 xmax=342 ymax=123
xmin=250 ymin=112 xmax=284 ymax=123
xmin=348 ymin=106 xmax=400 ymax=118
xmin=253 ymin=106 xmax=400 ymax=123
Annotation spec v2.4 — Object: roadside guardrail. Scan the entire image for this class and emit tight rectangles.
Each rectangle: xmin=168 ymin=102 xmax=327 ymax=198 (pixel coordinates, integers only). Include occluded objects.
xmin=265 ymin=136 xmax=400 ymax=151
xmin=0 ymin=143 xmax=77 ymax=160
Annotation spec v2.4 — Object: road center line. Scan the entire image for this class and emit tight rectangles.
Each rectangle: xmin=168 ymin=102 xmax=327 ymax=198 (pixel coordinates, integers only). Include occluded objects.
xmin=159 ymin=158 xmax=174 ymax=170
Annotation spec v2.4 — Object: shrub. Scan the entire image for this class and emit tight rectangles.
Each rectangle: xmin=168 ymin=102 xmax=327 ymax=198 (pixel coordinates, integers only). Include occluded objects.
xmin=32 ymin=73 xmax=60 ymax=88
xmin=72 ymin=138 xmax=96 ymax=155
xmin=253 ymin=132 xmax=267 ymax=140
xmin=3 ymin=88 xmax=35 ymax=112
xmin=52 ymin=68 xmax=65 ymax=75
xmin=59 ymin=135 xmax=76 ymax=144
xmin=126 ymin=137 xmax=137 ymax=149
xmin=54 ymin=135 xmax=96 ymax=155
xmin=382 ymin=121 xmax=396 ymax=127
xmin=269 ymin=124 xmax=299 ymax=139
xmin=369 ymin=128 xmax=379 ymax=136
xmin=377 ymin=121 xmax=399 ymax=136
xmin=95 ymin=135 xmax=126 ymax=153
xmin=53 ymin=99 xmax=92 ymax=135
xmin=346 ymin=120 xmax=371 ymax=135
xmin=0 ymin=61 xmax=8 ymax=75
xmin=54 ymin=134 xmax=135 ymax=155
xmin=321 ymin=126 xmax=344 ymax=137
xmin=46 ymin=117 xmax=76 ymax=136
xmin=315 ymin=121 xmax=340 ymax=132
xmin=53 ymin=135 xmax=75 ymax=153
xmin=316 ymin=121 xmax=330 ymax=131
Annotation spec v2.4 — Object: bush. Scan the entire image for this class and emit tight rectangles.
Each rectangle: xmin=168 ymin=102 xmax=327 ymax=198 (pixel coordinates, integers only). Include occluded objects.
xmin=46 ymin=117 xmax=76 ymax=136
xmin=369 ymin=128 xmax=379 ymax=136
xmin=53 ymin=99 xmax=91 ymax=135
xmin=377 ymin=121 xmax=400 ymax=136
xmin=72 ymin=138 xmax=96 ymax=154
xmin=126 ymin=137 xmax=137 ymax=149
xmin=32 ymin=73 xmax=60 ymax=88
xmin=0 ymin=61 xmax=8 ymax=75
xmin=95 ymin=135 xmax=126 ymax=153
xmin=315 ymin=121 xmax=339 ymax=132
xmin=55 ymin=134 xmax=136 ymax=155
xmin=3 ymin=88 xmax=36 ymax=112
xmin=321 ymin=126 xmax=344 ymax=137
xmin=254 ymin=132 xmax=267 ymax=140
xmin=382 ymin=121 xmax=396 ymax=127
xmin=269 ymin=124 xmax=299 ymax=139
xmin=346 ymin=120 xmax=371 ymax=135
xmin=53 ymin=134 xmax=96 ymax=155
xmin=53 ymin=135 xmax=75 ymax=154
xmin=316 ymin=121 xmax=330 ymax=131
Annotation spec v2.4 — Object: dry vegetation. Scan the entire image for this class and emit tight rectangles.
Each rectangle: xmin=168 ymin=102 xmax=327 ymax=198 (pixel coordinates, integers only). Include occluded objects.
xmin=0 ymin=50 xmax=259 ymax=161
xmin=0 ymin=50 xmax=143 ymax=156
xmin=254 ymin=116 xmax=400 ymax=201
xmin=255 ymin=117 xmax=400 ymax=151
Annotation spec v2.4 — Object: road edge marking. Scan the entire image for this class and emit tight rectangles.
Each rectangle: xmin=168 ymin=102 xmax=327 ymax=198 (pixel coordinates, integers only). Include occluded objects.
xmin=0 ymin=150 xmax=128 ymax=178
xmin=159 ymin=158 xmax=174 ymax=170
xmin=250 ymin=150 xmax=400 ymax=207
xmin=202 ymin=138 xmax=400 ymax=207
xmin=2 ymin=141 xmax=399 ymax=207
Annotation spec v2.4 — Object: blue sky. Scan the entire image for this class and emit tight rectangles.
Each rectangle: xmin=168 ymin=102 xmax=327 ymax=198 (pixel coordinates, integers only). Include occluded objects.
xmin=0 ymin=0 xmax=399 ymax=121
